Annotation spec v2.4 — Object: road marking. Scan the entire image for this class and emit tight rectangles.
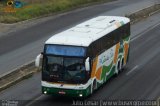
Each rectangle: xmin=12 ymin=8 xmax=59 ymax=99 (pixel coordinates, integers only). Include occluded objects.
xmin=126 ymin=65 xmax=139 ymax=75
xmin=25 ymin=95 xmax=44 ymax=106
xmin=131 ymin=22 xmax=160 ymax=42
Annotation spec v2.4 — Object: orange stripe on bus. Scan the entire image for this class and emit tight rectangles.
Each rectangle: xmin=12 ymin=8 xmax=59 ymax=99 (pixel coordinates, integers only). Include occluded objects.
xmin=124 ymin=43 xmax=129 ymax=64
xmin=114 ymin=43 xmax=120 ymax=64
xmin=95 ymin=67 xmax=102 ymax=80
xmin=115 ymin=22 xmax=121 ymax=28
xmin=91 ymin=56 xmax=98 ymax=78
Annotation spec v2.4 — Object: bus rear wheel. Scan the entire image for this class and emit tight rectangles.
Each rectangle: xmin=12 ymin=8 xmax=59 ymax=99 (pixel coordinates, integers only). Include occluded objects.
xmin=121 ymin=58 xmax=125 ymax=71
xmin=115 ymin=61 xmax=120 ymax=75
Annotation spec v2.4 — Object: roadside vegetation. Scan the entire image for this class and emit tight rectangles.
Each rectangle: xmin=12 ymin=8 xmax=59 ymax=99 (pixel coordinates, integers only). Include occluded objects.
xmin=0 ymin=0 xmax=113 ymax=23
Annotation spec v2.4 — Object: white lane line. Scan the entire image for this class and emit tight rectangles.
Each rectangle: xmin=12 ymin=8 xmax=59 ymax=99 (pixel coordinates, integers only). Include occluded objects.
xmin=126 ymin=65 xmax=139 ymax=75
xmin=25 ymin=95 xmax=44 ymax=106
xmin=131 ymin=22 xmax=160 ymax=42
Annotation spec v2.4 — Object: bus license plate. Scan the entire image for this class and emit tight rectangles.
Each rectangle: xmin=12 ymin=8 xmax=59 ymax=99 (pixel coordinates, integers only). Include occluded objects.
xmin=59 ymin=91 xmax=66 ymax=95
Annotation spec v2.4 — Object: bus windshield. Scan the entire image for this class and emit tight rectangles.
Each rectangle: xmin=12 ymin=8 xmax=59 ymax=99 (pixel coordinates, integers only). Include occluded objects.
xmin=45 ymin=45 xmax=86 ymax=57
xmin=42 ymin=45 xmax=89 ymax=84
xmin=42 ymin=56 xmax=88 ymax=84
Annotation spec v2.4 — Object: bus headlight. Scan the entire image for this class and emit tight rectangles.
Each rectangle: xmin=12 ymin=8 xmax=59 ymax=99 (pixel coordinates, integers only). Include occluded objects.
xmin=44 ymin=91 xmax=47 ymax=94
xmin=79 ymin=94 xmax=83 ymax=97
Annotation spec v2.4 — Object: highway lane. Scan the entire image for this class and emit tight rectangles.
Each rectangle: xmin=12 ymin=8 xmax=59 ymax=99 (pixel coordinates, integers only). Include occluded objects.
xmin=28 ymin=16 xmax=160 ymax=106
xmin=0 ymin=0 xmax=157 ymax=75
xmin=0 ymin=11 xmax=160 ymax=106
xmin=28 ymin=14 xmax=160 ymax=106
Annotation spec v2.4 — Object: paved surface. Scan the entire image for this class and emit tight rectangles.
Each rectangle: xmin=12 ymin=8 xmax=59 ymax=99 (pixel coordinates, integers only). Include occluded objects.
xmin=0 ymin=11 xmax=160 ymax=106
xmin=0 ymin=0 xmax=159 ymax=76
xmin=0 ymin=2 xmax=160 ymax=106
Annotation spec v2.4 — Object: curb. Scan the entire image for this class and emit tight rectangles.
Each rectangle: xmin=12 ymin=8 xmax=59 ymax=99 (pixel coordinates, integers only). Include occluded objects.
xmin=0 ymin=62 xmax=39 ymax=92
xmin=126 ymin=4 xmax=160 ymax=24
xmin=0 ymin=3 xmax=160 ymax=92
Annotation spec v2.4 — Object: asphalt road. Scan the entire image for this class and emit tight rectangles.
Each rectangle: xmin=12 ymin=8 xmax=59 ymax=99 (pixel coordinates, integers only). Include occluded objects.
xmin=30 ymin=13 xmax=160 ymax=106
xmin=0 ymin=0 xmax=160 ymax=106
xmin=0 ymin=6 xmax=160 ymax=106
xmin=0 ymin=0 xmax=157 ymax=75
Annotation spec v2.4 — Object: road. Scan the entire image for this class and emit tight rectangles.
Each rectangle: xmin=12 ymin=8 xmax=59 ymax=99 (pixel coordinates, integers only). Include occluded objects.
xmin=0 ymin=0 xmax=157 ymax=76
xmin=0 ymin=4 xmax=160 ymax=106
xmin=0 ymin=0 xmax=160 ymax=106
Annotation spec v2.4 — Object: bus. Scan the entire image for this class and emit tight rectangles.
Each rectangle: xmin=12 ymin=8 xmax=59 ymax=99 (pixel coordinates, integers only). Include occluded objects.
xmin=35 ymin=16 xmax=130 ymax=98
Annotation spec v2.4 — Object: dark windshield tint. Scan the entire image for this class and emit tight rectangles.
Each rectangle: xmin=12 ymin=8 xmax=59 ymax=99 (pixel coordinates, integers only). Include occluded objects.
xmin=42 ymin=56 xmax=89 ymax=84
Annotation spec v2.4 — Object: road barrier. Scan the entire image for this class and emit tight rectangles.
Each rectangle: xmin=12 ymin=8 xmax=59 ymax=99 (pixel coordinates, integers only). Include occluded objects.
xmin=126 ymin=4 xmax=160 ymax=24
xmin=0 ymin=61 xmax=38 ymax=91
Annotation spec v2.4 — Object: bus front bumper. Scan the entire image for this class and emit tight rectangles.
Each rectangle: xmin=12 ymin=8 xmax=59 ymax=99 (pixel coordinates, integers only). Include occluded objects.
xmin=42 ymin=86 xmax=91 ymax=98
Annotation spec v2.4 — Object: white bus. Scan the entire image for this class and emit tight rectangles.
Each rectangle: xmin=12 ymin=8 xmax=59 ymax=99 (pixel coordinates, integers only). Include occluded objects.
xmin=35 ymin=16 xmax=130 ymax=98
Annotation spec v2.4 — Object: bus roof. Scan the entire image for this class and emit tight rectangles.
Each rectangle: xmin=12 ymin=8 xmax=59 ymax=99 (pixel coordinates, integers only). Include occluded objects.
xmin=45 ymin=16 xmax=130 ymax=47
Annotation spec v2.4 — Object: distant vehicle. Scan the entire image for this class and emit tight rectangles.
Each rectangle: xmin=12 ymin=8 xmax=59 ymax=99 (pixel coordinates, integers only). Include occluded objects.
xmin=35 ymin=16 xmax=130 ymax=98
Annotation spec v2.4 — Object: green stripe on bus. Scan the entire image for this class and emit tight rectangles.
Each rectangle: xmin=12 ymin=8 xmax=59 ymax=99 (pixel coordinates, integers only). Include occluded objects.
xmin=101 ymin=63 xmax=113 ymax=80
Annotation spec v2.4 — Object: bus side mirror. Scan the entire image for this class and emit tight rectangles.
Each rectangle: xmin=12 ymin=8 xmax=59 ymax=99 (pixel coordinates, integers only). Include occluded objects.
xmin=35 ymin=53 xmax=43 ymax=68
xmin=85 ymin=57 xmax=90 ymax=71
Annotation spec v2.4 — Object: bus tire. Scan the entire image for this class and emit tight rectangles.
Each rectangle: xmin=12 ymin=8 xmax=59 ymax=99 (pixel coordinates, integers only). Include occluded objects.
xmin=93 ymin=80 xmax=97 ymax=91
xmin=91 ymin=80 xmax=97 ymax=94
xmin=115 ymin=60 xmax=120 ymax=75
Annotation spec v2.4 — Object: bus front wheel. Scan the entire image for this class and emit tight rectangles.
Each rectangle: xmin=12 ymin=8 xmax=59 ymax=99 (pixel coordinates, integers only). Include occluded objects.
xmin=91 ymin=80 xmax=97 ymax=94
xmin=121 ymin=58 xmax=125 ymax=71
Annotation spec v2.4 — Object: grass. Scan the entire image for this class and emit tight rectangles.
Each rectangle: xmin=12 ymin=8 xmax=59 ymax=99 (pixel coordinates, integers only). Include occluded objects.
xmin=0 ymin=0 xmax=113 ymax=23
